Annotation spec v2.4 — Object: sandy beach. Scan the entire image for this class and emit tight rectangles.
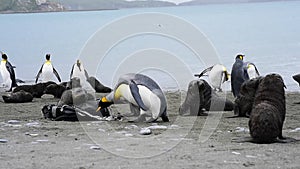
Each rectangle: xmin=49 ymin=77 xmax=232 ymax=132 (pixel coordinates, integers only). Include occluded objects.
xmin=0 ymin=91 xmax=299 ymax=169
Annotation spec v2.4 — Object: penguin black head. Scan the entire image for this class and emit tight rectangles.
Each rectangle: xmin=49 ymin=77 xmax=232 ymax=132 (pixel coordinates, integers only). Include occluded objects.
xmin=76 ymin=60 xmax=82 ymax=71
xmin=46 ymin=54 xmax=51 ymax=61
xmin=2 ymin=54 xmax=8 ymax=60
xmin=236 ymin=54 xmax=245 ymax=60
xmin=96 ymin=97 xmax=114 ymax=112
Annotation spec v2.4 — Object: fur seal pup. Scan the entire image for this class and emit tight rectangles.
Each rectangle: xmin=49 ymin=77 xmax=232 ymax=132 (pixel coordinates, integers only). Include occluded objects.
xmin=97 ymin=73 xmax=169 ymax=123
xmin=179 ymin=79 xmax=234 ymax=116
xmin=2 ymin=90 xmax=33 ymax=103
xmin=233 ymin=76 xmax=263 ymax=117
xmin=57 ymin=78 xmax=89 ymax=106
xmin=44 ymin=83 xmax=66 ymax=98
xmin=13 ymin=81 xmax=56 ymax=98
xmin=0 ymin=53 xmax=18 ymax=91
xmin=87 ymin=76 xmax=112 ymax=93
xmin=36 ymin=54 xmax=61 ymax=83
xmin=57 ymin=87 xmax=95 ymax=107
xmin=249 ymin=73 xmax=286 ymax=143
xmin=194 ymin=64 xmax=229 ymax=91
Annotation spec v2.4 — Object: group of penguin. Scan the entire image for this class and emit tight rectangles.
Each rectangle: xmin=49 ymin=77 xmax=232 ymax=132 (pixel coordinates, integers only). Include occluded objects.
xmin=96 ymin=53 xmax=261 ymax=122
xmin=0 ymin=52 xmax=169 ymax=122
xmin=194 ymin=53 xmax=260 ymax=97
xmin=0 ymin=53 xmax=94 ymax=92
xmin=0 ymin=52 xmax=294 ymax=123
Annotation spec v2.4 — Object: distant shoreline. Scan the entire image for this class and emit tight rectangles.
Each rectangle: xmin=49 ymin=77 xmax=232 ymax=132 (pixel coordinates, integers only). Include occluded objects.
xmin=0 ymin=0 xmax=298 ymax=15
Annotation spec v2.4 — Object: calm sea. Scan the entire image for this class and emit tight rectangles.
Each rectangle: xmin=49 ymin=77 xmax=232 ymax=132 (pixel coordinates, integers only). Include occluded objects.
xmin=0 ymin=1 xmax=299 ymax=91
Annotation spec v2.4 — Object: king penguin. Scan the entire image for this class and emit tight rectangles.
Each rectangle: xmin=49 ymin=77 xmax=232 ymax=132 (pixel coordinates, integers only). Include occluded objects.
xmin=0 ymin=53 xmax=17 ymax=91
xmin=70 ymin=60 xmax=89 ymax=87
xmin=97 ymin=73 xmax=169 ymax=123
xmin=194 ymin=64 xmax=229 ymax=91
xmin=35 ymin=54 xmax=61 ymax=83
xmin=231 ymin=54 xmax=260 ymax=97
xmin=244 ymin=62 xmax=260 ymax=80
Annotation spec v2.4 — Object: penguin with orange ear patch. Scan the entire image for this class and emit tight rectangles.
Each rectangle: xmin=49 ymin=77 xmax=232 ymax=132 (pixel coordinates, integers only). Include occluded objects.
xmin=36 ymin=54 xmax=61 ymax=83
xmin=0 ymin=53 xmax=17 ymax=92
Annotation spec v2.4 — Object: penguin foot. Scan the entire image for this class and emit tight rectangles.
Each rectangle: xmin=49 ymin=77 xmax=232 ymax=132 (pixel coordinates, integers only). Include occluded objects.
xmin=197 ymin=111 xmax=208 ymax=116
xmin=161 ymin=115 xmax=169 ymax=122
xmin=145 ymin=117 xmax=158 ymax=123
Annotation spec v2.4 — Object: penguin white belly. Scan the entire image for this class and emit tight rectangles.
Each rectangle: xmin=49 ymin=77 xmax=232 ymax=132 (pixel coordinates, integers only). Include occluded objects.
xmin=41 ymin=64 xmax=54 ymax=82
xmin=209 ymin=65 xmax=223 ymax=89
xmin=0 ymin=61 xmax=12 ymax=88
xmin=117 ymin=84 xmax=161 ymax=119
xmin=247 ymin=65 xmax=258 ymax=79
xmin=138 ymin=85 xmax=161 ymax=119
xmin=71 ymin=65 xmax=87 ymax=87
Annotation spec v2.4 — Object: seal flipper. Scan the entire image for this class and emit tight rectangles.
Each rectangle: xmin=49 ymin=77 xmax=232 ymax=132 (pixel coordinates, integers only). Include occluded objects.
xmin=129 ymin=80 xmax=148 ymax=111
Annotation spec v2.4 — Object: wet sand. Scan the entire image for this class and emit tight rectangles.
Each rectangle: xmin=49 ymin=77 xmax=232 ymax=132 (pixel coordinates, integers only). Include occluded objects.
xmin=0 ymin=91 xmax=299 ymax=169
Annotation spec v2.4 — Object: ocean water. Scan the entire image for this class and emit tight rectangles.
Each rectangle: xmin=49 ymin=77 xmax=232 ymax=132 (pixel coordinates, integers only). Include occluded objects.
xmin=0 ymin=1 xmax=299 ymax=91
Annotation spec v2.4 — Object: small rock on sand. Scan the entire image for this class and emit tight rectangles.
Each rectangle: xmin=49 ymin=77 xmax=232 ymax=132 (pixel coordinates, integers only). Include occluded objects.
xmin=139 ymin=128 xmax=152 ymax=135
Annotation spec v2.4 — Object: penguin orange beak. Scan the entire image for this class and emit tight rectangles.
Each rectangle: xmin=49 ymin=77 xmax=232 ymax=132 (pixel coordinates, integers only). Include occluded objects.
xmin=96 ymin=107 xmax=101 ymax=112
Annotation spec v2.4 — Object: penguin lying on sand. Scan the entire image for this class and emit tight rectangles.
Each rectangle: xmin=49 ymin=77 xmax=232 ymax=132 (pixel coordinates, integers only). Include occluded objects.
xmin=0 ymin=53 xmax=17 ymax=91
xmin=36 ymin=54 xmax=61 ymax=83
xmin=194 ymin=64 xmax=229 ymax=91
xmin=97 ymin=73 xmax=169 ymax=123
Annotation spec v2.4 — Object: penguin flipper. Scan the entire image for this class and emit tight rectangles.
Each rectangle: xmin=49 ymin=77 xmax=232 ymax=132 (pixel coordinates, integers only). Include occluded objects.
xmin=129 ymin=80 xmax=148 ymax=111
xmin=70 ymin=64 xmax=75 ymax=79
xmin=194 ymin=65 xmax=213 ymax=78
xmin=253 ymin=64 xmax=260 ymax=76
xmin=35 ymin=65 xmax=43 ymax=83
xmin=243 ymin=65 xmax=250 ymax=80
xmin=6 ymin=62 xmax=17 ymax=87
xmin=53 ymin=68 xmax=61 ymax=82
xmin=84 ymin=70 xmax=89 ymax=80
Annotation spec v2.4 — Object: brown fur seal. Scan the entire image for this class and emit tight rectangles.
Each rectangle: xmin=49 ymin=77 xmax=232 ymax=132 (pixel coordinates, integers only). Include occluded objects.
xmin=44 ymin=84 xmax=66 ymax=98
xmin=13 ymin=81 xmax=56 ymax=98
xmin=179 ymin=79 xmax=234 ymax=116
xmin=233 ymin=76 xmax=263 ymax=117
xmin=249 ymin=73 xmax=286 ymax=143
xmin=87 ymin=76 xmax=112 ymax=93
xmin=2 ymin=90 xmax=33 ymax=103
